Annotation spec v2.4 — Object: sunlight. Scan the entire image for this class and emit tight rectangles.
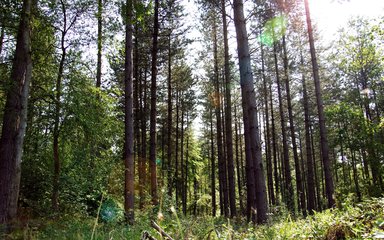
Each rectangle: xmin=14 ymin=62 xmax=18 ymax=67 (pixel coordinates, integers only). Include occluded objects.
xmin=308 ymin=0 xmax=384 ymax=40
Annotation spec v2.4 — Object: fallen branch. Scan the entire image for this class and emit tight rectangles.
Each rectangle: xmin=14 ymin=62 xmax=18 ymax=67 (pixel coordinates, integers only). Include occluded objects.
xmin=141 ymin=231 xmax=157 ymax=240
xmin=151 ymin=220 xmax=174 ymax=240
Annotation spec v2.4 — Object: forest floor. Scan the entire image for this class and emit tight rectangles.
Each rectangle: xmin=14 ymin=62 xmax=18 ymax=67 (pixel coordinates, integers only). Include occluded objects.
xmin=4 ymin=197 xmax=384 ymax=240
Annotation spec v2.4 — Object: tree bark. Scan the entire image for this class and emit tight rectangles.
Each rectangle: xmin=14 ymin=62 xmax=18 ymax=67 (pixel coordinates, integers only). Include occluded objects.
xmin=261 ymin=44 xmax=275 ymax=206
xmin=233 ymin=0 xmax=268 ymax=223
xmin=96 ymin=0 xmax=102 ymax=88
xmin=273 ymin=41 xmax=294 ymax=213
xmin=167 ymin=34 xmax=173 ymax=197
xmin=0 ymin=0 xmax=32 ymax=225
xmin=210 ymin=107 xmax=216 ymax=216
xmin=304 ymin=0 xmax=335 ymax=208
xmin=149 ymin=0 xmax=159 ymax=205
xmin=124 ymin=0 xmax=135 ymax=224
xmin=221 ymin=0 xmax=236 ymax=217
xmin=213 ymin=15 xmax=228 ymax=217
xmin=282 ymin=36 xmax=305 ymax=215
xmin=301 ymin=58 xmax=315 ymax=214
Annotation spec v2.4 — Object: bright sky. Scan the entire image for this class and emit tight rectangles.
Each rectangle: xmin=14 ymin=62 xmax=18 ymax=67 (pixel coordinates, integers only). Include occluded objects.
xmin=309 ymin=0 xmax=384 ymax=40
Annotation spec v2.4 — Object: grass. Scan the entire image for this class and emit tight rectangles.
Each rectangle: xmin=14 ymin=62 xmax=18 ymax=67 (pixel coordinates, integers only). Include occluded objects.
xmin=3 ymin=197 xmax=384 ymax=239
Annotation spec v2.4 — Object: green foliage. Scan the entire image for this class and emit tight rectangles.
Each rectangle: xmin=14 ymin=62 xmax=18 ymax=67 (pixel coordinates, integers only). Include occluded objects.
xmin=99 ymin=198 xmax=124 ymax=223
xmin=5 ymin=197 xmax=383 ymax=239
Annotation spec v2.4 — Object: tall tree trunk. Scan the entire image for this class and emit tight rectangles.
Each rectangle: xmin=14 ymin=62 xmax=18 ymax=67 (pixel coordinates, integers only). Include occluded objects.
xmin=273 ymin=41 xmax=294 ymax=213
xmin=134 ymin=27 xmax=144 ymax=209
xmin=0 ymin=0 xmax=32 ymax=225
xmin=52 ymin=1 xmax=69 ymax=211
xmin=175 ymin=90 xmax=180 ymax=204
xmin=180 ymin=108 xmax=186 ymax=214
xmin=261 ymin=44 xmax=275 ymax=206
xmin=282 ymin=36 xmax=305 ymax=215
xmin=96 ymin=0 xmax=102 ymax=88
xmin=124 ymin=0 xmax=135 ymax=224
xmin=304 ymin=0 xmax=335 ymax=208
xmin=221 ymin=0 xmax=237 ymax=216
xmin=183 ymin=115 xmax=189 ymax=215
xmin=140 ymin=69 xmax=148 ymax=204
xmin=302 ymin=59 xmax=315 ymax=214
xmin=234 ymin=104 xmax=244 ymax=213
xmin=149 ymin=0 xmax=159 ymax=205
xmin=233 ymin=0 xmax=268 ymax=223
xmin=0 ymin=27 xmax=4 ymax=57
xmin=210 ymin=107 xmax=216 ymax=216
xmin=213 ymin=15 xmax=228 ymax=217
xmin=269 ymin=80 xmax=279 ymax=204
xmin=167 ymin=34 xmax=173 ymax=197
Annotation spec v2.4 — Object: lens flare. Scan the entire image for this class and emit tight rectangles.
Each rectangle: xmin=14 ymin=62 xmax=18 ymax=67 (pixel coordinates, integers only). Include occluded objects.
xmin=259 ymin=15 xmax=287 ymax=46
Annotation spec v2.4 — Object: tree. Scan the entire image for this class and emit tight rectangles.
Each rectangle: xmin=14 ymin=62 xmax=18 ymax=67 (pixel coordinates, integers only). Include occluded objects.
xmin=124 ymin=0 xmax=134 ymax=224
xmin=304 ymin=0 xmax=335 ymax=208
xmin=221 ymin=0 xmax=236 ymax=218
xmin=233 ymin=0 xmax=268 ymax=223
xmin=149 ymin=0 xmax=159 ymax=206
xmin=0 ymin=0 xmax=32 ymax=225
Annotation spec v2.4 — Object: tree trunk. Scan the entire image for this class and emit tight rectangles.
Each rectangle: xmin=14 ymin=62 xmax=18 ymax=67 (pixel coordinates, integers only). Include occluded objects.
xmin=221 ymin=0 xmax=237 ymax=215
xmin=167 ymin=34 xmax=173 ymax=197
xmin=269 ymin=80 xmax=279 ymax=204
xmin=52 ymin=1 xmax=69 ymax=212
xmin=213 ymin=15 xmax=228 ymax=217
xmin=282 ymin=36 xmax=305 ymax=215
xmin=210 ymin=107 xmax=216 ymax=216
xmin=0 ymin=27 xmax=4 ymax=57
xmin=96 ymin=0 xmax=102 ymax=88
xmin=0 ymin=0 xmax=32 ymax=225
xmin=304 ymin=0 xmax=335 ymax=208
xmin=273 ymin=41 xmax=294 ymax=213
xmin=261 ymin=44 xmax=275 ymax=206
xmin=124 ymin=0 xmax=135 ymax=224
xmin=302 ymin=58 xmax=315 ymax=214
xmin=233 ymin=0 xmax=268 ymax=223
xmin=149 ymin=0 xmax=159 ymax=205
xmin=234 ymin=104 xmax=244 ymax=213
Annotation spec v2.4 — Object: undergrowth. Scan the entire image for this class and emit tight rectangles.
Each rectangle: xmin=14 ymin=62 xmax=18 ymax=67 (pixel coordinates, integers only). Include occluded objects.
xmin=2 ymin=197 xmax=384 ymax=239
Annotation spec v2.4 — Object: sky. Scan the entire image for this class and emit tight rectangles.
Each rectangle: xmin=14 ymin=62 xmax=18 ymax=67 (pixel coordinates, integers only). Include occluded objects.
xmin=309 ymin=0 xmax=384 ymax=40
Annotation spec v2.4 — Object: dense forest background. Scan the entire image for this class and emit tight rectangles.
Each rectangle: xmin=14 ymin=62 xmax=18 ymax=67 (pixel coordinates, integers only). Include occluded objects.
xmin=0 ymin=0 xmax=383 ymax=238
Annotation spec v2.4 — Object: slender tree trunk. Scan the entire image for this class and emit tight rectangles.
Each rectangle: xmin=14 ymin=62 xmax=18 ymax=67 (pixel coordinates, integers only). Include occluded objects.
xmin=183 ymin=116 xmax=189 ymax=215
xmin=269 ymin=81 xmax=279 ymax=204
xmin=52 ymin=1 xmax=69 ymax=211
xmin=350 ymin=150 xmax=361 ymax=201
xmin=180 ymin=108 xmax=186 ymax=214
xmin=221 ymin=0 xmax=236 ymax=216
xmin=175 ymin=90 xmax=180 ymax=204
xmin=210 ymin=107 xmax=216 ymax=216
xmin=282 ymin=36 xmax=305 ymax=215
xmin=167 ymin=34 xmax=173 ymax=197
xmin=302 ymin=59 xmax=315 ymax=214
xmin=0 ymin=0 xmax=32 ymax=225
xmin=261 ymin=44 xmax=275 ymax=206
xmin=234 ymin=104 xmax=244 ymax=213
xmin=310 ymin=125 xmax=321 ymax=211
xmin=0 ymin=27 xmax=4 ymax=57
xmin=149 ymin=0 xmax=159 ymax=205
xmin=304 ymin=0 xmax=335 ymax=208
xmin=233 ymin=0 xmax=268 ymax=223
xmin=124 ymin=0 xmax=135 ymax=223
xmin=96 ymin=0 xmax=102 ymax=88
xmin=213 ymin=15 xmax=228 ymax=217
xmin=273 ymin=41 xmax=294 ymax=213
xmin=141 ymin=69 xmax=148 ymax=202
